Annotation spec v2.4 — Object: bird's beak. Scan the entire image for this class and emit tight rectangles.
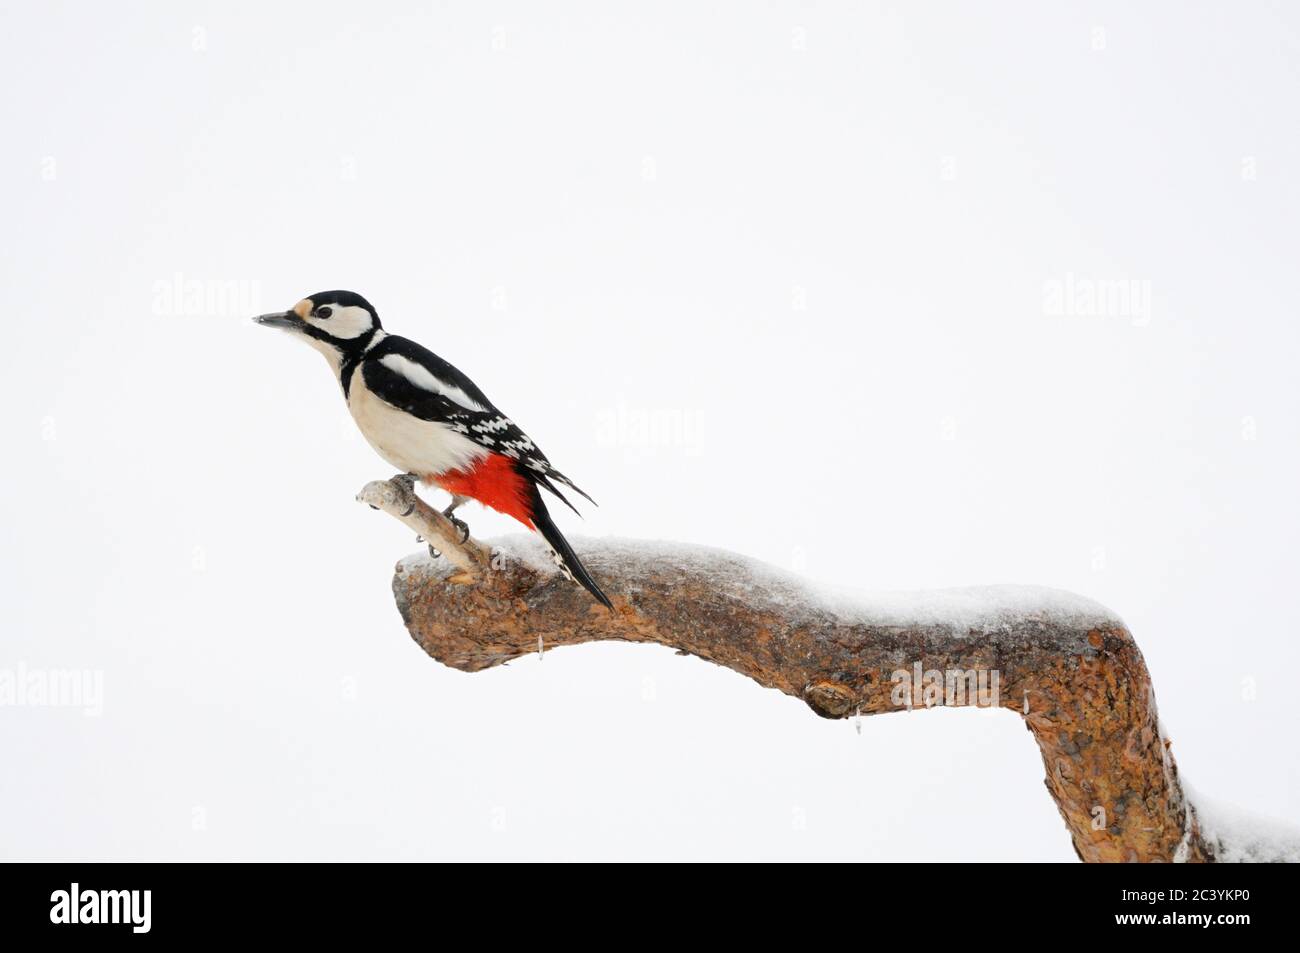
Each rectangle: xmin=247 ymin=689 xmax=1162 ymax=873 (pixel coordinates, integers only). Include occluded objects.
xmin=253 ymin=310 xmax=305 ymax=331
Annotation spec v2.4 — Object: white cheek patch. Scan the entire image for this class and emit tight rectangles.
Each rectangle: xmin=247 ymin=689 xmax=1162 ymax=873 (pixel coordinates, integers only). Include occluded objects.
xmin=379 ymin=353 xmax=488 ymax=412
xmin=310 ymin=304 xmax=373 ymax=339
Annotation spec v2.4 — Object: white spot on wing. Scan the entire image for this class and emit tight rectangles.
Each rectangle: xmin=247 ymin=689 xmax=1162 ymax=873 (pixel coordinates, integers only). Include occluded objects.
xmin=380 ymin=353 xmax=488 ymax=413
xmin=471 ymin=416 xmax=512 ymax=434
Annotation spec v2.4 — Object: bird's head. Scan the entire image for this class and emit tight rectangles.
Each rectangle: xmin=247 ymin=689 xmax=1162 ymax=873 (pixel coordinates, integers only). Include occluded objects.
xmin=253 ymin=290 xmax=382 ymax=362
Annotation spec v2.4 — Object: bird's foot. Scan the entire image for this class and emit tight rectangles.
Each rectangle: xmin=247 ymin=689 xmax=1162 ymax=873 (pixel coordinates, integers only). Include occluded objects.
xmin=389 ymin=472 xmax=419 ymax=516
xmin=442 ymin=507 xmax=471 ymax=544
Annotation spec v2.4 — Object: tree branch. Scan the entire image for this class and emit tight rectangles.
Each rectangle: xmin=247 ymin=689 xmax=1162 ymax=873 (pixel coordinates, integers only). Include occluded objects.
xmin=363 ymin=475 xmax=1230 ymax=862
xmin=356 ymin=476 xmax=491 ymax=580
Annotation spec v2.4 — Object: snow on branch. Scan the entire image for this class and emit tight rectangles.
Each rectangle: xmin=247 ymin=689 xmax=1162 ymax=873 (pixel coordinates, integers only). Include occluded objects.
xmin=361 ymin=475 xmax=1298 ymax=863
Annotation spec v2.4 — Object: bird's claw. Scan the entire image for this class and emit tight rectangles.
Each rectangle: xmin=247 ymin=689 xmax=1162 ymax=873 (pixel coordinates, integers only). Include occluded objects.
xmin=440 ymin=501 xmax=470 ymax=543
xmin=390 ymin=472 xmax=419 ymax=516
xmin=447 ymin=515 xmax=470 ymax=544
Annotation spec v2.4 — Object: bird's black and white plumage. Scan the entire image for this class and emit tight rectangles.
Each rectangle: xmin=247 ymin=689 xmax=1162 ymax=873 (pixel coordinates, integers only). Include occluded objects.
xmin=254 ymin=290 xmax=611 ymax=608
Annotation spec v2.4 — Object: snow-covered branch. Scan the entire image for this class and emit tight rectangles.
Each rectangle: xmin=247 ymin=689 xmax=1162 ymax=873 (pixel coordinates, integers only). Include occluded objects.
xmin=363 ymin=477 xmax=1297 ymax=863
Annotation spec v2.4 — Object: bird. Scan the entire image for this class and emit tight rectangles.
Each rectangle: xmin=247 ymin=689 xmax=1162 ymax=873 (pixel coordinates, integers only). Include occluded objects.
xmin=253 ymin=290 xmax=612 ymax=609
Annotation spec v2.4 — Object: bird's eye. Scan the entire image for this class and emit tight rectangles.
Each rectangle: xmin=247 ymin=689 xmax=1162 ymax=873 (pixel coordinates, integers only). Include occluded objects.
xmin=316 ymin=307 xmax=333 ymax=319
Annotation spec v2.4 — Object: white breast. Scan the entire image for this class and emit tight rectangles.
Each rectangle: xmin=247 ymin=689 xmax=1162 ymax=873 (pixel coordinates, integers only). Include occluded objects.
xmin=347 ymin=365 xmax=488 ymax=477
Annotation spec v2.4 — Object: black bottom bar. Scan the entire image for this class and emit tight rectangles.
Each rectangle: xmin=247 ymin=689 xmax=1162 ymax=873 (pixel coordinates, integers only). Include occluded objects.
xmin=0 ymin=860 xmax=1287 ymax=939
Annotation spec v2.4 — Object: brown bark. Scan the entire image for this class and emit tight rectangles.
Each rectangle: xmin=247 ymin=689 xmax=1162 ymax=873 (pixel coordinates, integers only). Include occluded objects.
xmin=368 ymin=478 xmax=1215 ymax=863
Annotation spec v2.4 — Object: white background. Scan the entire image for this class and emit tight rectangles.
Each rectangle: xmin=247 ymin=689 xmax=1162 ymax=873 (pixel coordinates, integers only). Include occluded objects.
xmin=2 ymin=1 xmax=1297 ymax=861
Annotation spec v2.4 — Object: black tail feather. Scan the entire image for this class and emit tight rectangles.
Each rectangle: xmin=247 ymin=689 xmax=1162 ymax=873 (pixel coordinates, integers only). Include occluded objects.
xmin=546 ymin=467 xmax=598 ymax=507
xmin=530 ymin=495 xmax=612 ymax=610
xmin=535 ymin=473 xmax=583 ymax=517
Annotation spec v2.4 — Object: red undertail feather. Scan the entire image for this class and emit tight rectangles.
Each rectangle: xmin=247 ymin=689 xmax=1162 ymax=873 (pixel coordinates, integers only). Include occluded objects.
xmin=428 ymin=452 xmax=613 ymax=610
xmin=430 ymin=453 xmax=535 ymax=528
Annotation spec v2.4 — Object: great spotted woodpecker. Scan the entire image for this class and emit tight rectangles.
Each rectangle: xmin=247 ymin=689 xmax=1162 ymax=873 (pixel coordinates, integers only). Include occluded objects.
xmin=254 ymin=290 xmax=612 ymax=608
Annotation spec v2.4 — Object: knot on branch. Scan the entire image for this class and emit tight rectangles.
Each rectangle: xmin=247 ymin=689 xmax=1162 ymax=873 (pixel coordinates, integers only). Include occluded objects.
xmin=805 ymin=680 xmax=857 ymax=719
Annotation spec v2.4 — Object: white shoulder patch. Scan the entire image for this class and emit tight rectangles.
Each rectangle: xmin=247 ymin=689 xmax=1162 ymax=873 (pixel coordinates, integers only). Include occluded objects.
xmin=379 ymin=353 xmax=488 ymax=412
